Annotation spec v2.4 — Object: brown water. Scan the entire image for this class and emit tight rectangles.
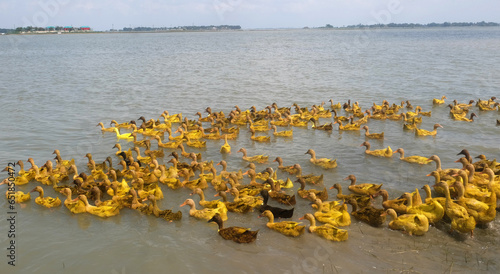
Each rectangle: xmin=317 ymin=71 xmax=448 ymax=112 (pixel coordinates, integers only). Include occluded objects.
xmin=0 ymin=28 xmax=499 ymax=273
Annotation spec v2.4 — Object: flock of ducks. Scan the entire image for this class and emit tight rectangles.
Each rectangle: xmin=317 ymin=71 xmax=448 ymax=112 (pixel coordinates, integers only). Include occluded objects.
xmin=2 ymin=96 xmax=500 ymax=243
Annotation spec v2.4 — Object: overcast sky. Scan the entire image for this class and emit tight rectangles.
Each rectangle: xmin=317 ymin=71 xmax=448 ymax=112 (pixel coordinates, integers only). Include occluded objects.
xmin=1 ymin=0 xmax=498 ymax=30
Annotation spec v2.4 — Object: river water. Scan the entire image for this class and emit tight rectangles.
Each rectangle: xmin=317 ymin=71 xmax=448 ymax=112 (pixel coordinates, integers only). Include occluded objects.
xmin=0 ymin=27 xmax=499 ymax=273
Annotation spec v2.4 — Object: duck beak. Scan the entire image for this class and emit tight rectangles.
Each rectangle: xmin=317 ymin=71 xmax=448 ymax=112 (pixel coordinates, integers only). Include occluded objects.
xmin=329 ymin=186 xmax=335 ymax=189
xmin=179 ymin=202 xmax=187 ymax=207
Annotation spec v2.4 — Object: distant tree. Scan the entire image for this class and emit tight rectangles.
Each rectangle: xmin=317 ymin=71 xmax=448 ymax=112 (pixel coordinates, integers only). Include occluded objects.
xmin=325 ymin=24 xmax=333 ymax=28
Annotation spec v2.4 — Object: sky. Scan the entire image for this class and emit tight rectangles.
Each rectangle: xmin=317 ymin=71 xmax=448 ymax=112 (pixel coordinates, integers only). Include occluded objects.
xmin=0 ymin=0 xmax=498 ymax=31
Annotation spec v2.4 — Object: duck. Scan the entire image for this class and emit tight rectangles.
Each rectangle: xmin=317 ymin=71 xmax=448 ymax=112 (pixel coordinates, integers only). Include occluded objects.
xmin=344 ymin=174 xmax=383 ymax=196
xmin=265 ymin=179 xmax=296 ymax=205
xmin=258 ymin=189 xmax=294 ymax=218
xmin=393 ymin=148 xmax=432 ymax=164
xmin=97 ymin=122 xmax=116 ymax=132
xmin=110 ymin=119 xmax=135 ymax=129
xmin=360 ymin=141 xmax=392 ymax=157
xmin=180 ymin=198 xmax=223 ymax=220
xmin=154 ymin=136 xmax=181 ymax=149
xmin=435 ymin=182 xmax=476 ymax=236
xmin=433 ymin=95 xmax=447 ymax=105
xmin=229 ymin=188 xmax=263 ymax=208
xmin=415 ymin=123 xmax=443 ymax=136
xmin=427 ymin=155 xmax=460 ymax=181
xmin=30 ymin=186 xmax=61 ymax=208
xmin=52 ymin=150 xmax=75 ymax=169
xmin=185 ymin=135 xmax=206 ymax=148
xmin=147 ymin=195 xmax=182 ymax=221
xmin=299 ymin=213 xmax=348 ymax=242
xmin=404 ymin=192 xmax=444 ymax=224
xmin=259 ymin=210 xmax=305 ymax=237
xmin=249 ymin=127 xmax=270 ymax=143
xmin=59 ymin=188 xmax=86 ymax=214
xmin=191 ymin=188 xmax=229 ymax=219
xmin=295 ymin=178 xmax=328 ymax=200
xmin=113 ymin=128 xmax=134 ymax=140
xmin=1 ymin=179 xmax=31 ymax=202
xmin=331 ymin=109 xmax=349 ymax=122
xmin=208 ymin=213 xmax=258 ymax=243
xmin=329 ymin=99 xmax=342 ymax=109
xmin=76 ymin=194 xmax=120 ymax=217
xmin=383 ymin=208 xmax=429 ymax=236
xmin=270 ymin=125 xmax=293 ymax=137
xmin=333 ymin=120 xmax=360 ymax=131
xmin=362 ymin=126 xmax=384 ymax=139
xmin=374 ymin=189 xmax=409 ymax=214
xmin=220 ymin=134 xmax=231 ymax=154
xmin=346 ymin=198 xmax=386 ymax=227
xmin=452 ymin=179 xmax=493 ymax=225
xmin=330 ymin=183 xmax=372 ymax=208
xmin=305 ymin=149 xmax=337 ymax=169
xmin=453 ymin=112 xmax=477 ymax=122
xmin=309 ymin=117 xmax=333 ymax=131
xmin=215 ymin=191 xmax=253 ymax=213
xmin=237 ymin=148 xmax=268 ymax=164
xmin=273 ymin=157 xmax=299 ymax=175
xmin=293 ymin=164 xmax=324 ymax=184
xmin=313 ymin=199 xmax=351 ymax=227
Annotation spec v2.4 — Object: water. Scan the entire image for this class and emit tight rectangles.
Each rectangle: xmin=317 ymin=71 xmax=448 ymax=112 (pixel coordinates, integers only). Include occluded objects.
xmin=1 ymin=27 xmax=499 ymax=273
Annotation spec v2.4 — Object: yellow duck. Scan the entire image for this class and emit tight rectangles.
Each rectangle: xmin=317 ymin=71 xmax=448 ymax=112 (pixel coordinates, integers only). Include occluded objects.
xmin=433 ymin=95 xmax=447 ymax=105
xmin=237 ymin=148 xmax=268 ymax=164
xmin=362 ymin=126 xmax=384 ymax=139
xmin=405 ymin=192 xmax=444 ymax=224
xmin=345 ymin=174 xmax=382 ymax=196
xmin=220 ymin=134 xmax=231 ymax=153
xmin=452 ymin=180 xmax=494 ymax=225
xmin=60 ymin=188 xmax=86 ymax=214
xmin=185 ymin=135 xmax=206 ymax=148
xmin=436 ymin=182 xmax=476 ymax=236
xmin=393 ymin=148 xmax=432 ymax=164
xmin=154 ymin=136 xmax=181 ymax=149
xmin=293 ymin=164 xmax=324 ymax=184
xmin=333 ymin=120 xmax=360 ymax=131
xmin=273 ymin=157 xmax=299 ymax=174
xmin=295 ymin=178 xmax=328 ymax=200
xmin=249 ymin=128 xmax=270 ymax=143
xmin=97 ymin=122 xmax=116 ymax=132
xmin=329 ymin=99 xmax=342 ymax=109
xmin=305 ymin=149 xmax=337 ymax=169
xmin=453 ymin=112 xmax=477 ymax=122
xmin=313 ymin=199 xmax=351 ymax=227
xmin=180 ymin=198 xmax=223 ymax=220
xmin=0 ymin=179 xmax=31 ymax=202
xmin=299 ymin=213 xmax=348 ymax=242
xmin=360 ymin=141 xmax=393 ymax=157
xmin=113 ymin=128 xmax=134 ymax=140
xmin=383 ymin=208 xmax=429 ymax=236
xmin=191 ymin=188 xmax=228 ymax=220
xmin=30 ymin=186 xmax=61 ymax=208
xmin=78 ymin=195 xmax=120 ymax=218
xmin=415 ymin=123 xmax=443 ymax=136
xmin=259 ymin=210 xmax=305 ymax=237
xmin=270 ymin=125 xmax=293 ymax=137
xmin=208 ymin=213 xmax=258 ymax=243
xmin=375 ymin=189 xmax=410 ymax=214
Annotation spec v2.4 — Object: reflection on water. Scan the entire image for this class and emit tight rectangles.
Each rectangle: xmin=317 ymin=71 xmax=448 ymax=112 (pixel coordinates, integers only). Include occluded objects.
xmin=0 ymin=28 xmax=500 ymax=273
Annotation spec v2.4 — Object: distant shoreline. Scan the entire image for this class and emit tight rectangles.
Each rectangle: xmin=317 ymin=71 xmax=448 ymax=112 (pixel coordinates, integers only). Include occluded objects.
xmin=2 ymin=22 xmax=499 ymax=36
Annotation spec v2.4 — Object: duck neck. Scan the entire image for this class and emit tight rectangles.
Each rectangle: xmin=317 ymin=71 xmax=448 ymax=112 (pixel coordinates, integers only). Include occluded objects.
xmin=266 ymin=214 xmax=275 ymax=224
